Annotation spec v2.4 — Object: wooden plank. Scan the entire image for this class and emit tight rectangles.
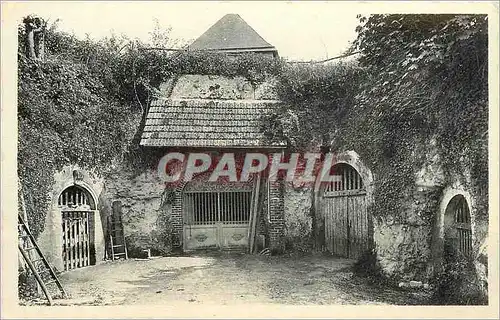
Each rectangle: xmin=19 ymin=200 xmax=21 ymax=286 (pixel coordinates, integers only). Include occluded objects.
xmin=67 ymin=216 xmax=71 ymax=270
xmin=67 ymin=217 xmax=71 ymax=270
xmin=355 ymin=196 xmax=361 ymax=258
xmin=330 ymin=197 xmax=334 ymax=254
xmin=249 ymin=173 xmax=261 ymax=253
xmin=82 ymin=213 xmax=87 ymax=267
xmin=328 ymin=198 xmax=332 ymax=253
xmin=334 ymin=197 xmax=340 ymax=255
xmin=331 ymin=198 xmax=336 ymax=254
xmin=326 ymin=199 xmax=330 ymax=253
xmin=63 ymin=215 xmax=68 ymax=271
xmin=350 ymin=197 xmax=356 ymax=259
xmin=82 ymin=213 xmax=86 ymax=267
xmin=75 ymin=212 xmax=80 ymax=268
xmin=325 ymin=198 xmax=330 ymax=253
xmin=76 ymin=213 xmax=80 ymax=268
xmin=69 ymin=218 xmax=73 ymax=270
xmin=72 ymin=216 xmax=76 ymax=269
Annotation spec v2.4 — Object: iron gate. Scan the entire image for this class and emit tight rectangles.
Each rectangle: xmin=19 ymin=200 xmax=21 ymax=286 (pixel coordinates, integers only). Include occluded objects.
xmin=453 ymin=196 xmax=472 ymax=257
xmin=320 ymin=164 xmax=370 ymax=259
xmin=183 ymin=190 xmax=252 ymax=250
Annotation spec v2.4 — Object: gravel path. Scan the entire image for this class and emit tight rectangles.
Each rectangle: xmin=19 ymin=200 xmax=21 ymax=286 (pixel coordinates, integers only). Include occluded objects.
xmin=52 ymin=252 xmax=429 ymax=306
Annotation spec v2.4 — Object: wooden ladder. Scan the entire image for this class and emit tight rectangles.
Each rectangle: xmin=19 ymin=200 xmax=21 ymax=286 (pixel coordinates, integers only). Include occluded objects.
xmin=108 ymin=201 xmax=128 ymax=261
xmin=18 ymin=214 xmax=67 ymax=305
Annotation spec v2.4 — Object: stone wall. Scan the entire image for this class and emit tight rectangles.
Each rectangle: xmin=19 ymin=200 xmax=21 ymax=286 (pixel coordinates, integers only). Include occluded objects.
xmin=373 ymin=186 xmax=441 ymax=280
xmin=283 ymin=184 xmax=314 ymax=252
xmin=373 ymin=138 xmax=488 ymax=282
xmin=100 ymin=168 xmax=173 ymax=257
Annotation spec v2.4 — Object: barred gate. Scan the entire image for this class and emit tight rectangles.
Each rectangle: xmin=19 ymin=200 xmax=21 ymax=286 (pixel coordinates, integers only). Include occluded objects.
xmin=62 ymin=211 xmax=92 ymax=270
xmin=59 ymin=186 xmax=95 ymax=270
xmin=183 ymin=190 xmax=252 ymax=250
xmin=453 ymin=195 xmax=472 ymax=257
xmin=320 ymin=164 xmax=370 ymax=259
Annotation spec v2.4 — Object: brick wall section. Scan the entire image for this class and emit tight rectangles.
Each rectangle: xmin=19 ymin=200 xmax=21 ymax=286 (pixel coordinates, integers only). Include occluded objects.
xmin=268 ymin=178 xmax=285 ymax=253
xmin=171 ymin=183 xmax=185 ymax=247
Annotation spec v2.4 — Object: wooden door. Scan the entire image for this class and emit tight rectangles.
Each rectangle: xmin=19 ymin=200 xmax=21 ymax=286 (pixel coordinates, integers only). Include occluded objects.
xmin=321 ymin=164 xmax=370 ymax=259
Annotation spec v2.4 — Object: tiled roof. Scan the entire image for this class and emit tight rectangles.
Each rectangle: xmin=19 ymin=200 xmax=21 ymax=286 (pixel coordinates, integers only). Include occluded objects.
xmin=189 ymin=14 xmax=277 ymax=54
xmin=140 ymin=98 xmax=286 ymax=148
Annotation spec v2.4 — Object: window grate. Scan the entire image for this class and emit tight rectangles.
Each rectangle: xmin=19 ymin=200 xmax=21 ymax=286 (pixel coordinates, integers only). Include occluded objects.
xmin=183 ymin=190 xmax=252 ymax=225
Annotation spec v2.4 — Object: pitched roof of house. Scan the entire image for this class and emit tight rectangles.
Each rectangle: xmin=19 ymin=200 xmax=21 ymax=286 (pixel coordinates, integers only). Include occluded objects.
xmin=139 ymin=75 xmax=286 ymax=148
xmin=188 ymin=14 xmax=277 ymax=53
xmin=140 ymin=98 xmax=284 ymax=148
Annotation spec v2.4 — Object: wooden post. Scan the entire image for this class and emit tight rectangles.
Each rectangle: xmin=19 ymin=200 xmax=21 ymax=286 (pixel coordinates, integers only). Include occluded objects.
xmin=248 ymin=173 xmax=261 ymax=253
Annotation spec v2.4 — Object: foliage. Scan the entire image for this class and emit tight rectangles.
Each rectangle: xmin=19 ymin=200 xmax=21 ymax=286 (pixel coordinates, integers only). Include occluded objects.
xmin=18 ymin=21 xmax=141 ymax=237
xmin=267 ymin=14 xmax=488 ymax=221
xmin=430 ymin=242 xmax=488 ymax=305
xmin=348 ymin=14 xmax=488 ymax=218
xmin=18 ymin=271 xmax=41 ymax=302
xmin=262 ymin=61 xmax=364 ymax=150
xmin=353 ymin=249 xmax=394 ymax=286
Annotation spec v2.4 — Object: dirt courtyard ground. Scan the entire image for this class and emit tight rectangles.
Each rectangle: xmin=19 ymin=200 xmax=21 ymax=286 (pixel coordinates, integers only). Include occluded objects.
xmin=52 ymin=252 xmax=429 ymax=306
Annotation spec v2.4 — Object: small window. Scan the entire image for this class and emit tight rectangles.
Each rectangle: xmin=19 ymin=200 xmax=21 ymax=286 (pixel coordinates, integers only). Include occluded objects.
xmin=324 ymin=163 xmax=365 ymax=193
xmin=58 ymin=185 xmax=95 ymax=210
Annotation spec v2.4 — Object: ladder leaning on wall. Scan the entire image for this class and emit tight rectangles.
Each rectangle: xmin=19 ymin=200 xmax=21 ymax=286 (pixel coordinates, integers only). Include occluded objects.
xmin=107 ymin=200 xmax=128 ymax=261
xmin=18 ymin=214 xmax=68 ymax=305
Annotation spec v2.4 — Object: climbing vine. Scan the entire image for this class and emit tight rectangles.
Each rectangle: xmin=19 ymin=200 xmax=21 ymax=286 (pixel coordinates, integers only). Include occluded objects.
xmin=265 ymin=14 xmax=488 ymax=221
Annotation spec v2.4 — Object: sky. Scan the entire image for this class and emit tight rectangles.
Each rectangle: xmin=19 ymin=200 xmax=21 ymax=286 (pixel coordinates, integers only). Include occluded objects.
xmin=7 ymin=1 xmax=362 ymax=61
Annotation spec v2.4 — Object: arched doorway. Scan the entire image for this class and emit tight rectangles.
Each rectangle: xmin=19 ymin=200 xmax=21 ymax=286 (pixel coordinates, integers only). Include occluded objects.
xmin=319 ymin=163 xmax=370 ymax=259
xmin=58 ymin=185 xmax=97 ymax=270
xmin=444 ymin=194 xmax=473 ymax=258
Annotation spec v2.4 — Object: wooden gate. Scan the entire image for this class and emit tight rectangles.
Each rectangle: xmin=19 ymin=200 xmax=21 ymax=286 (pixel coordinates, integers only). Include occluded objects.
xmin=62 ymin=210 xmax=92 ymax=270
xmin=59 ymin=186 xmax=95 ymax=270
xmin=320 ymin=163 xmax=370 ymax=259
xmin=183 ymin=190 xmax=252 ymax=250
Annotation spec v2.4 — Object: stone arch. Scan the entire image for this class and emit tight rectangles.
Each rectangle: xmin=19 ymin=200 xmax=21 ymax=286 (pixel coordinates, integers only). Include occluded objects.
xmin=36 ymin=166 xmax=106 ymax=271
xmin=56 ymin=182 xmax=98 ymax=210
xmin=429 ymin=184 xmax=476 ymax=273
xmin=314 ymin=150 xmax=374 ymax=208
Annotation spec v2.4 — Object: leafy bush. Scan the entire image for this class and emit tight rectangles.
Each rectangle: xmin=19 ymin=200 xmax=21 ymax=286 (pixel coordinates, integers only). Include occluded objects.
xmin=352 ymin=249 xmax=393 ymax=286
xmin=430 ymin=242 xmax=488 ymax=305
xmin=18 ymin=270 xmax=41 ymax=301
